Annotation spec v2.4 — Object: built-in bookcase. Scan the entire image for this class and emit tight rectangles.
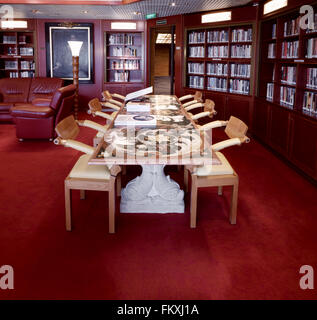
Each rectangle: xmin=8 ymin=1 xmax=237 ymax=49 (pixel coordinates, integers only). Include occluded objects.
xmin=0 ymin=31 xmax=36 ymax=79
xmin=104 ymin=32 xmax=144 ymax=84
xmin=259 ymin=10 xmax=317 ymax=117
xmin=186 ymin=25 xmax=253 ymax=95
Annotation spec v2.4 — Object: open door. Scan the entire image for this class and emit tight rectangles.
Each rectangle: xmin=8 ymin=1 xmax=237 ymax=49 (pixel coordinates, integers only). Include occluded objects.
xmin=150 ymin=25 xmax=176 ymax=95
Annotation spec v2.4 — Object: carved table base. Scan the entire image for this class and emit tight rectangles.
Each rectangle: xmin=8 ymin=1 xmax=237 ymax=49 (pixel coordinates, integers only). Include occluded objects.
xmin=120 ymin=165 xmax=184 ymax=213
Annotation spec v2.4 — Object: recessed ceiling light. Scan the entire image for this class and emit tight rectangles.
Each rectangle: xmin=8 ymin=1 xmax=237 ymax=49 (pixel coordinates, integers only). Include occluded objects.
xmin=31 ymin=9 xmax=40 ymax=14
xmin=81 ymin=10 xmax=89 ymax=14
xmin=170 ymin=2 xmax=176 ymax=6
xmin=133 ymin=11 xmax=141 ymax=15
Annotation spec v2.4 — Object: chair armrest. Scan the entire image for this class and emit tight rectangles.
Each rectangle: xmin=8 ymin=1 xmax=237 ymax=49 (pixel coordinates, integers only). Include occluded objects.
xmin=32 ymin=98 xmax=51 ymax=107
xmin=110 ymin=165 xmax=122 ymax=177
xmin=93 ymin=110 xmax=115 ymax=121
xmin=77 ymin=120 xmax=108 ymax=133
xmin=185 ymin=102 xmax=204 ymax=112
xmin=199 ymin=120 xmax=228 ymax=131
xmin=112 ymin=93 xmax=125 ymax=101
xmin=101 ymin=102 xmax=121 ymax=111
xmin=54 ymin=138 xmax=95 ymax=155
xmin=212 ymin=138 xmax=242 ymax=151
xmin=107 ymin=99 xmax=123 ymax=107
xmin=192 ymin=111 xmax=211 ymax=121
xmin=183 ymin=100 xmax=198 ymax=108
xmin=179 ymin=94 xmax=193 ymax=102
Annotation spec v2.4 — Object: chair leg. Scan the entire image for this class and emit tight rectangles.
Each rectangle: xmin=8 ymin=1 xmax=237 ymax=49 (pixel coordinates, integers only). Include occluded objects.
xmin=218 ymin=186 xmax=223 ymax=196
xmin=108 ymin=183 xmax=116 ymax=234
xmin=116 ymin=173 xmax=122 ymax=197
xmin=184 ymin=168 xmax=189 ymax=193
xmin=190 ymin=175 xmax=198 ymax=228
xmin=230 ymin=181 xmax=239 ymax=225
xmin=80 ymin=190 xmax=86 ymax=200
xmin=64 ymin=183 xmax=72 ymax=231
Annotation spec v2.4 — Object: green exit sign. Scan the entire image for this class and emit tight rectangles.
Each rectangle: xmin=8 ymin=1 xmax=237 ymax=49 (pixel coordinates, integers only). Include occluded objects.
xmin=146 ymin=13 xmax=157 ymax=19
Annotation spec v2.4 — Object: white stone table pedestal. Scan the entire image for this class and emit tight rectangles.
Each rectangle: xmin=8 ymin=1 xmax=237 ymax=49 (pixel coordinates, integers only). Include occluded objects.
xmin=120 ymin=165 xmax=184 ymax=213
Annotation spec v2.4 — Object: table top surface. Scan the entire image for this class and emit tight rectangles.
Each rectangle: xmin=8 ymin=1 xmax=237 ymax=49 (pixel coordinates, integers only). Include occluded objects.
xmin=89 ymin=95 xmax=220 ymax=166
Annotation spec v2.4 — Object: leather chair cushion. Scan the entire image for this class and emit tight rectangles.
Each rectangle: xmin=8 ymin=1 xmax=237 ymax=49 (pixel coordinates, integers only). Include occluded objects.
xmin=28 ymin=77 xmax=64 ymax=102
xmin=0 ymin=102 xmax=14 ymax=112
xmin=50 ymin=84 xmax=76 ymax=110
xmin=32 ymin=98 xmax=51 ymax=107
xmin=69 ymin=154 xmax=110 ymax=180
xmin=194 ymin=152 xmax=234 ymax=176
xmin=10 ymin=104 xmax=54 ymax=118
xmin=0 ymin=78 xmax=31 ymax=103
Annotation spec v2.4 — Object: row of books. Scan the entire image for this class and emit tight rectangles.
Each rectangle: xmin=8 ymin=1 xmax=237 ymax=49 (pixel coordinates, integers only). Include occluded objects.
xmin=188 ymin=76 xmax=204 ymax=89
xmin=188 ymin=32 xmax=205 ymax=44
xmin=306 ymin=14 xmax=317 ymax=33
xmin=207 ymin=46 xmax=228 ymax=58
xmin=113 ymin=71 xmax=129 ymax=82
xmin=19 ymin=47 xmax=33 ymax=56
xmin=284 ymin=17 xmax=300 ymax=37
xmin=207 ymin=30 xmax=228 ymax=43
xmin=306 ymin=68 xmax=317 ymax=89
xmin=281 ymin=66 xmax=296 ymax=85
xmin=111 ymin=60 xmax=140 ymax=70
xmin=2 ymin=35 xmax=16 ymax=44
xmin=111 ymin=47 xmax=137 ymax=57
xmin=303 ymin=91 xmax=317 ymax=113
xmin=230 ymin=63 xmax=251 ymax=78
xmin=207 ymin=63 xmax=228 ymax=76
xmin=108 ymin=34 xmax=134 ymax=45
xmin=8 ymin=71 xmax=34 ymax=78
xmin=231 ymin=28 xmax=252 ymax=42
xmin=267 ymin=83 xmax=274 ymax=100
xmin=229 ymin=79 xmax=250 ymax=94
xmin=280 ymin=86 xmax=295 ymax=107
xmin=4 ymin=61 xmax=18 ymax=70
xmin=268 ymin=43 xmax=276 ymax=58
xmin=189 ymin=46 xmax=205 ymax=58
xmin=6 ymin=47 xmax=17 ymax=55
xmin=231 ymin=45 xmax=251 ymax=58
xmin=281 ymin=40 xmax=299 ymax=58
xmin=20 ymin=60 xmax=35 ymax=70
xmin=188 ymin=62 xmax=204 ymax=74
xmin=306 ymin=38 xmax=317 ymax=58
xmin=207 ymin=77 xmax=227 ymax=92
xmin=272 ymin=23 xmax=277 ymax=39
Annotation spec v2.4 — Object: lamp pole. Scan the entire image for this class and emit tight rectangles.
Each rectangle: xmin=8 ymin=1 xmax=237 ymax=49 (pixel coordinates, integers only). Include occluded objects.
xmin=68 ymin=41 xmax=83 ymax=120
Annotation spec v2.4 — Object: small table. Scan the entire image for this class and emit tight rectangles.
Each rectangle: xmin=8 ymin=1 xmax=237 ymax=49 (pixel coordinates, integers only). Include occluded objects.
xmin=89 ymin=95 xmax=220 ymax=214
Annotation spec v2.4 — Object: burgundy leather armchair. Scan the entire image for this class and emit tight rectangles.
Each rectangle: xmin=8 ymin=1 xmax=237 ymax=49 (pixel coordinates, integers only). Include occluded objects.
xmin=10 ymin=84 xmax=76 ymax=141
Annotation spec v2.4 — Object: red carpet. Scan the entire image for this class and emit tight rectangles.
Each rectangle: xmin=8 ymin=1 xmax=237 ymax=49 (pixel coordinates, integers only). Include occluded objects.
xmin=0 ymin=115 xmax=317 ymax=300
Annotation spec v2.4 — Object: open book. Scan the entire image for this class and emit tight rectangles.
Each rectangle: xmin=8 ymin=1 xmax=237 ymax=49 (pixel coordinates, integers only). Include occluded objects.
xmin=124 ymin=86 xmax=153 ymax=102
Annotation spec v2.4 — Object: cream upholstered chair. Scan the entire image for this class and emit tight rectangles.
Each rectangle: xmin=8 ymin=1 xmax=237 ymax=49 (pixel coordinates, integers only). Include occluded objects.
xmin=184 ymin=116 xmax=250 ymax=228
xmin=185 ymin=99 xmax=217 ymax=122
xmin=54 ymin=115 xmax=121 ymax=234
xmin=101 ymin=90 xmax=125 ymax=109
xmin=179 ymin=91 xmax=203 ymax=108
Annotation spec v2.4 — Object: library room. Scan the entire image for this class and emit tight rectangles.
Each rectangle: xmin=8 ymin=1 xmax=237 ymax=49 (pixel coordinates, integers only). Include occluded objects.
xmin=0 ymin=0 xmax=316 ymax=306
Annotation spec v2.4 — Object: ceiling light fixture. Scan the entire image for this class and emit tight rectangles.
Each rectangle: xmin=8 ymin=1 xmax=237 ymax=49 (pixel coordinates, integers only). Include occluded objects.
xmin=170 ymin=2 xmax=176 ymax=6
xmin=133 ymin=11 xmax=141 ymax=15
xmin=264 ymin=0 xmax=288 ymax=15
xmin=31 ymin=9 xmax=40 ymax=14
xmin=1 ymin=20 xmax=28 ymax=29
xmin=111 ymin=22 xmax=137 ymax=30
xmin=201 ymin=11 xmax=232 ymax=23
xmin=81 ymin=10 xmax=89 ymax=14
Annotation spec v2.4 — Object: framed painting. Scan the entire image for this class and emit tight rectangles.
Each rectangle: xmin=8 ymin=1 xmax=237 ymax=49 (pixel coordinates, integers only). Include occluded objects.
xmin=45 ymin=22 xmax=94 ymax=83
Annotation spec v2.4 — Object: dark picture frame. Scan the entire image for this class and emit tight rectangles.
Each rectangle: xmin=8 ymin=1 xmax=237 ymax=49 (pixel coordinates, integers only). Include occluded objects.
xmin=45 ymin=22 xmax=94 ymax=84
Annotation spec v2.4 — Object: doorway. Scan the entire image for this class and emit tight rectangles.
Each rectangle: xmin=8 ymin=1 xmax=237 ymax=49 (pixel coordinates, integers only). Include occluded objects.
xmin=150 ymin=25 xmax=175 ymax=95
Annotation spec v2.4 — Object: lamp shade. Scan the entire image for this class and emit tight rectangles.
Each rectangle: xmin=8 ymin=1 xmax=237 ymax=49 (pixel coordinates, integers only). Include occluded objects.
xmin=67 ymin=41 xmax=83 ymax=57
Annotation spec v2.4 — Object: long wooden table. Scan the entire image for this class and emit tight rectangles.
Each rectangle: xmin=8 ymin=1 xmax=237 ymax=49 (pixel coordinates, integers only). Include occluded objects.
xmin=89 ymin=95 xmax=219 ymax=213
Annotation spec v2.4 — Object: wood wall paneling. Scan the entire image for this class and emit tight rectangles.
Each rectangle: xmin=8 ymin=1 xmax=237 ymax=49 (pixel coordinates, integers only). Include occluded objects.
xmin=253 ymin=98 xmax=270 ymax=142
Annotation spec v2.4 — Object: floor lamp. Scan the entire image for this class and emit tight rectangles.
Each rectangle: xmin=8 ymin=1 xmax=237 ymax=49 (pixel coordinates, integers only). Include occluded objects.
xmin=68 ymin=41 xmax=83 ymax=120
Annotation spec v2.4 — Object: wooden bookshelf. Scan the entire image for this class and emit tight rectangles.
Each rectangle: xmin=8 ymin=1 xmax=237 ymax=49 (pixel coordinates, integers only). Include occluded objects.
xmin=104 ymin=31 xmax=144 ymax=85
xmin=185 ymin=25 xmax=254 ymax=96
xmin=0 ymin=30 xmax=36 ymax=79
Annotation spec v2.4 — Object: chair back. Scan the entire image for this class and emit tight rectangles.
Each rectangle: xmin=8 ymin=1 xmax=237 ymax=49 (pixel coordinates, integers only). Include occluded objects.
xmin=204 ymin=99 xmax=216 ymax=118
xmin=194 ymin=91 xmax=203 ymax=102
xmin=225 ymin=116 xmax=248 ymax=140
xmin=55 ymin=115 xmax=80 ymax=140
xmin=101 ymin=90 xmax=112 ymax=101
xmin=88 ymin=98 xmax=102 ymax=114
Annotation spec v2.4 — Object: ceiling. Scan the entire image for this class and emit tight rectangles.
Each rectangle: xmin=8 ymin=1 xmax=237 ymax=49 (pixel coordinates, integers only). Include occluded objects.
xmin=0 ymin=0 xmax=253 ymax=20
